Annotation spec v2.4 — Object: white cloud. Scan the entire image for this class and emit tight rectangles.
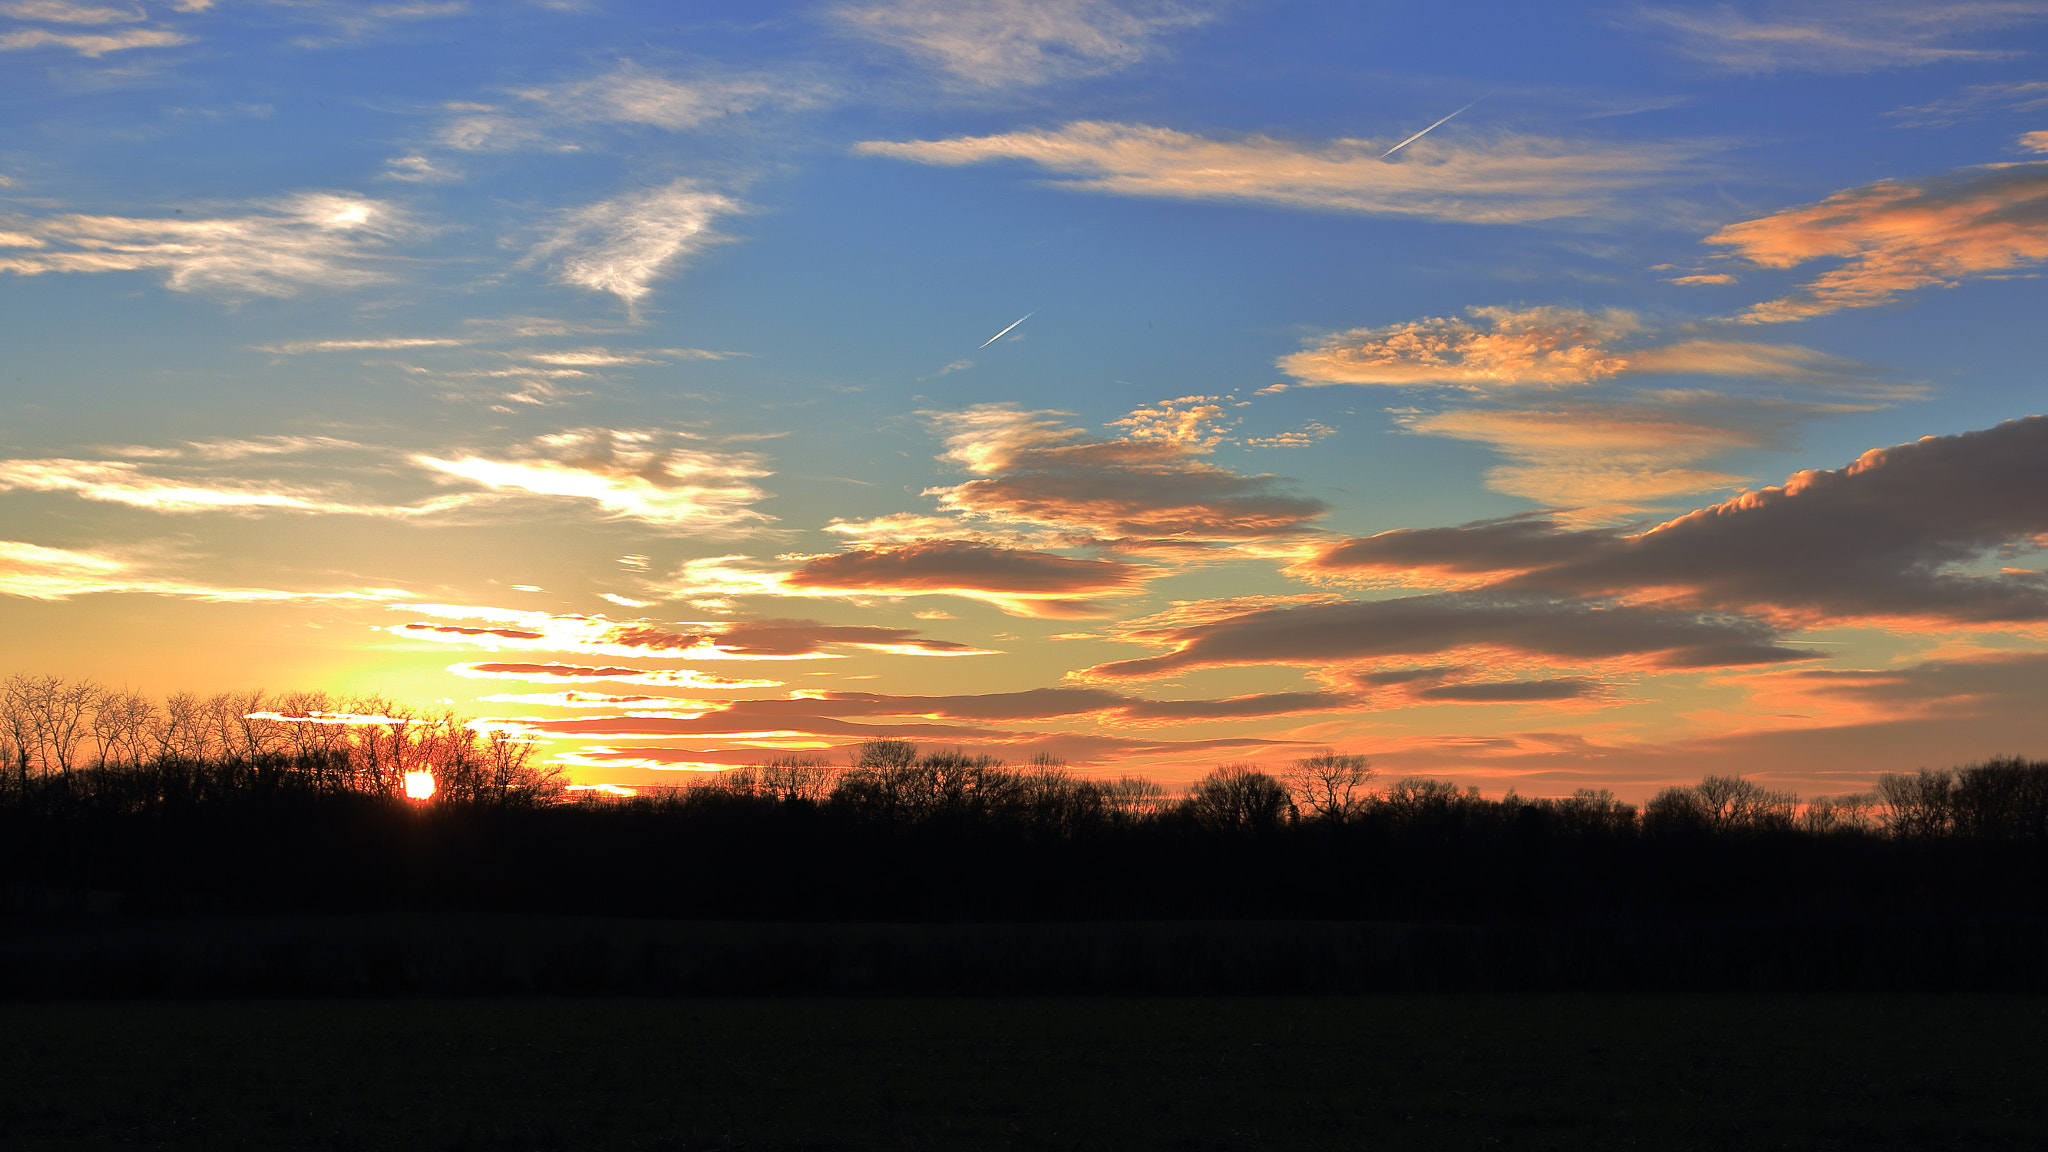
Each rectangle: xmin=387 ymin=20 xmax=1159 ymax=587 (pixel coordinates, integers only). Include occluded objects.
xmin=0 ymin=456 xmax=466 ymax=516
xmin=415 ymin=428 xmax=772 ymax=530
xmin=256 ymin=337 xmax=467 ymax=353
xmin=833 ymin=0 xmax=1219 ymax=87
xmin=856 ymin=121 xmax=1695 ymax=224
xmin=528 ymin=180 xmax=741 ymax=304
xmin=0 ymin=192 xmax=415 ymax=297
xmin=1634 ymin=2 xmax=2048 ymax=73
xmin=381 ymin=154 xmax=461 ymax=182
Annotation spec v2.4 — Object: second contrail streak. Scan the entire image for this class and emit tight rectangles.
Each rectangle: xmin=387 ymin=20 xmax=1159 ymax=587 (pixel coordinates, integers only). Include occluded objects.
xmin=978 ymin=311 xmax=1036 ymax=349
xmin=1380 ymin=101 xmax=1478 ymax=158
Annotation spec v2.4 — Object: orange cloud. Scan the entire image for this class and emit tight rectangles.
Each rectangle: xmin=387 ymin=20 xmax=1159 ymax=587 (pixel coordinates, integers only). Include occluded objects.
xmin=1398 ymin=405 xmax=1758 ymax=515
xmin=390 ymin=604 xmax=996 ymax=659
xmin=926 ymin=404 xmax=1325 ymax=546
xmin=1281 ymin=306 xmax=1887 ymax=392
xmin=446 ymin=662 xmax=783 ymax=688
xmin=491 ymin=686 xmax=1333 ymax=759
xmin=1707 ymin=161 xmax=2048 ymax=321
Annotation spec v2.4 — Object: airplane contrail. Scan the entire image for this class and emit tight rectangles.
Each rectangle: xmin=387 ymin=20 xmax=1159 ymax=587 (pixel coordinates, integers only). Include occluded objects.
xmin=1380 ymin=101 xmax=1478 ymax=159
xmin=978 ymin=311 xmax=1035 ymax=349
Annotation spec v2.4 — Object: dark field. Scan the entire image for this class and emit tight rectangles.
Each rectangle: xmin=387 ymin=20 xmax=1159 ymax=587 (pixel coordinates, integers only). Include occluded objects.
xmin=3 ymin=994 xmax=2044 ymax=1151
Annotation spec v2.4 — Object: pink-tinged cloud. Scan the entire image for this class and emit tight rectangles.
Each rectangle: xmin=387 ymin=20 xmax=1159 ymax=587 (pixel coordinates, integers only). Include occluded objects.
xmin=855 ymin=121 xmax=1695 ymax=224
xmin=1707 ymin=161 xmax=2048 ymax=322
xmin=927 ymin=404 xmax=1325 ymax=546
xmin=1280 ymin=306 xmax=1887 ymax=392
xmin=447 ymin=662 xmax=783 ymax=689
xmin=832 ymin=0 xmax=1219 ymax=88
xmin=1078 ymin=593 xmax=1813 ymax=681
xmin=1304 ymin=416 xmax=2048 ymax=628
xmin=1634 ymin=4 xmax=2044 ymax=74
xmin=0 ymin=26 xmax=186 ymax=55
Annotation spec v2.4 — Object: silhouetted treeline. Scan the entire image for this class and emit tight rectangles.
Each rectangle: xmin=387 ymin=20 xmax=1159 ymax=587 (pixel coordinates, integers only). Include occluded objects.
xmin=5 ymin=675 xmax=2048 ymax=922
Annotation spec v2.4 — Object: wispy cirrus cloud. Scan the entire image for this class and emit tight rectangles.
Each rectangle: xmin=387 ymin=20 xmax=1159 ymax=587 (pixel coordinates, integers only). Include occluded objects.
xmin=1280 ymin=306 xmax=1895 ymax=393
xmin=281 ymin=1 xmax=468 ymax=48
xmin=0 ymin=193 xmax=415 ymax=297
xmin=1887 ymin=79 xmax=2048 ymax=127
xmin=831 ymin=0 xmax=1218 ymax=87
xmin=1633 ymin=2 xmax=2048 ymax=73
xmin=434 ymin=63 xmax=828 ymax=155
xmin=527 ymin=179 xmax=741 ymax=304
xmin=415 ymin=428 xmax=771 ymax=531
xmin=255 ymin=337 xmax=469 ymax=354
xmin=0 ymin=456 xmax=464 ymax=517
xmin=1707 ymin=161 xmax=2048 ymax=322
xmin=856 ymin=121 xmax=1696 ymax=224
xmin=0 ymin=539 xmax=411 ymax=602
xmin=1301 ymin=416 xmax=2048 ymax=630
xmin=0 ymin=26 xmax=184 ymax=54
xmin=516 ymin=63 xmax=826 ymax=131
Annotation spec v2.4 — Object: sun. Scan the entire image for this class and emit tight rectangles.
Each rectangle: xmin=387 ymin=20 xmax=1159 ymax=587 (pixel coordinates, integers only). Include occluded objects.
xmin=404 ymin=771 xmax=437 ymax=801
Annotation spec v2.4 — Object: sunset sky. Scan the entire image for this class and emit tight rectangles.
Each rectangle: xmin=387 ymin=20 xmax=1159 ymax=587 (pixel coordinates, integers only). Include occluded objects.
xmin=4 ymin=0 xmax=2047 ymax=798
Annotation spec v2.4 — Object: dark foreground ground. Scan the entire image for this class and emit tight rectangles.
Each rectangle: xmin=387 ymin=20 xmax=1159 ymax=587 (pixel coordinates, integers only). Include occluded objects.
xmin=3 ymin=994 xmax=2044 ymax=1151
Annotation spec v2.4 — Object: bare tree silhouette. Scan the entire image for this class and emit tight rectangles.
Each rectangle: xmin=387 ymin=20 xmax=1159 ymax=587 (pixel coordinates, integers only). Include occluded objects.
xmin=1281 ymin=750 xmax=1374 ymax=822
xmin=1184 ymin=763 xmax=1292 ymax=832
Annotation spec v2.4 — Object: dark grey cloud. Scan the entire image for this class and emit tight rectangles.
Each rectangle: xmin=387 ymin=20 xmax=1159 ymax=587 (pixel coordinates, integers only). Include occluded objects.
xmin=1305 ymin=417 xmax=2048 ymax=627
xmin=1082 ymin=593 xmax=1812 ymax=681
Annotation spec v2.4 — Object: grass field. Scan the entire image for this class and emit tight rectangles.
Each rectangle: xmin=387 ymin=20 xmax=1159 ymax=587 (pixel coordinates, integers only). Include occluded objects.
xmin=2 ymin=994 xmax=2043 ymax=1150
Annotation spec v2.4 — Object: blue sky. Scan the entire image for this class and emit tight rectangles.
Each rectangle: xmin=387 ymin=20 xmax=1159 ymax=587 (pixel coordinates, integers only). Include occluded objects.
xmin=5 ymin=0 xmax=2048 ymax=797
